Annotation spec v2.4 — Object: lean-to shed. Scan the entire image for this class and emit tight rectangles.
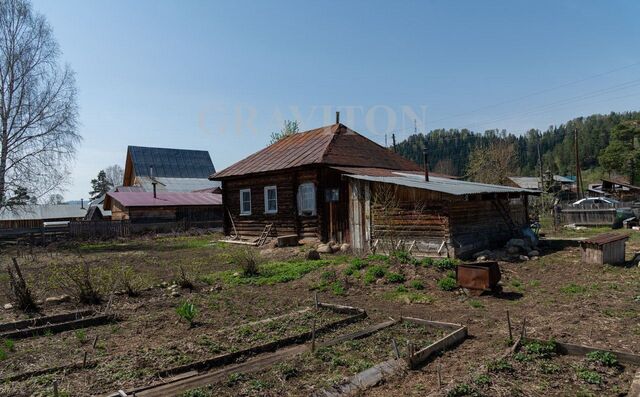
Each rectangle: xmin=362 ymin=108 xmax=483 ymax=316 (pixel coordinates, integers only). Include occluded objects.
xmin=580 ymin=233 xmax=629 ymax=265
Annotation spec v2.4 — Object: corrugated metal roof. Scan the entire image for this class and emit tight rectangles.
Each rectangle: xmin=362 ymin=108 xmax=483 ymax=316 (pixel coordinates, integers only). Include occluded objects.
xmin=212 ymin=123 xmax=421 ymax=179
xmin=135 ymin=177 xmax=220 ymax=193
xmin=345 ymin=172 xmax=538 ymax=196
xmin=128 ymin=146 xmax=216 ymax=179
xmin=105 ymin=191 xmax=222 ymax=209
xmin=331 ymin=166 xmax=455 ymax=179
xmin=508 ymin=177 xmax=540 ymax=189
xmin=0 ymin=205 xmax=87 ymax=221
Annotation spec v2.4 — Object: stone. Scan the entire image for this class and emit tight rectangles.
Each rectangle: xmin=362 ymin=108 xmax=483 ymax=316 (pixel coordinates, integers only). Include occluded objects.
xmin=3 ymin=303 xmax=13 ymax=310
xmin=306 ymin=249 xmax=321 ymax=260
xmin=317 ymin=244 xmax=333 ymax=254
xmin=171 ymin=291 xmax=181 ymax=298
xmin=339 ymin=243 xmax=351 ymax=252
xmin=45 ymin=295 xmax=71 ymax=304
xmin=477 ymin=256 xmax=488 ymax=261
xmin=506 ymin=246 xmax=520 ymax=255
xmin=527 ymin=250 xmax=539 ymax=257
xmin=518 ymin=255 xmax=530 ymax=261
xmin=473 ymin=250 xmax=493 ymax=259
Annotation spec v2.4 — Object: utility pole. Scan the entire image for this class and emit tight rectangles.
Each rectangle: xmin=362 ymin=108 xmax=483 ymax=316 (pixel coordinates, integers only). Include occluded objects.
xmin=537 ymin=138 xmax=544 ymax=210
xmin=574 ymin=129 xmax=583 ymax=199
xmin=392 ymin=133 xmax=397 ymax=153
xmin=385 ymin=134 xmax=388 ymax=148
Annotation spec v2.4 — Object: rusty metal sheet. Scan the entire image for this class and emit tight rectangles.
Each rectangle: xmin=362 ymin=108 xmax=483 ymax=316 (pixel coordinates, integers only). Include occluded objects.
xmin=456 ymin=262 xmax=502 ymax=291
xmin=581 ymin=232 xmax=630 ymax=246
xmin=211 ymin=124 xmax=421 ymax=179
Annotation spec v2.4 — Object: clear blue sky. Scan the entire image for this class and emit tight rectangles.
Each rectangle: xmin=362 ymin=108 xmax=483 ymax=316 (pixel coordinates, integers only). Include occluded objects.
xmin=31 ymin=0 xmax=640 ymax=201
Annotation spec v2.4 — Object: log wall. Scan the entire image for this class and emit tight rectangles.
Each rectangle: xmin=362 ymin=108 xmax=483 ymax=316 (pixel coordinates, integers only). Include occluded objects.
xmin=222 ymin=168 xmax=320 ymax=239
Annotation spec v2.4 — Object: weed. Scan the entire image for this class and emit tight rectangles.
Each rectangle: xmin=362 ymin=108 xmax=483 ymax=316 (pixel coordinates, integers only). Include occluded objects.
xmin=468 ymin=299 xmax=484 ymax=309
xmin=2 ymin=339 xmax=14 ymax=352
xmin=487 ymin=359 xmax=513 ymax=373
xmin=114 ymin=265 xmax=144 ymax=297
xmin=391 ymin=250 xmax=413 ymax=264
xmin=367 ymin=253 xmax=388 ymax=262
xmin=514 ymin=352 xmax=533 ymax=362
xmin=420 ymin=257 xmax=434 ymax=267
xmin=233 ymin=248 xmax=260 ymax=277
xmin=50 ymin=259 xmax=102 ymax=304
xmin=0 ymin=348 xmax=6 ymax=361
xmin=576 ymin=368 xmax=602 ymax=384
xmin=177 ymin=265 xmax=196 ymax=290
xmin=434 ymin=258 xmax=459 ymax=271
xmin=383 ymin=290 xmax=435 ymax=304
xmin=225 ymin=372 xmax=245 ymax=387
xmin=396 ymin=285 xmax=408 ymax=293
xmin=539 ymin=361 xmax=561 ymax=374
xmin=586 ymin=350 xmax=618 ymax=367
xmin=248 ymin=379 xmax=269 ymax=390
xmin=364 ymin=265 xmax=386 ymax=284
xmin=386 ymin=272 xmax=406 ymax=283
xmin=214 ymin=259 xmax=333 ymax=286
xmin=350 ymin=258 xmax=368 ymax=269
xmin=521 ymin=339 xmax=556 ymax=359
xmin=6 ymin=258 xmax=38 ymax=313
xmin=474 ymin=374 xmax=491 ymax=386
xmin=75 ymin=329 xmax=88 ymax=344
xmin=276 ymin=362 xmax=299 ymax=380
xmin=447 ymin=383 xmax=479 ymax=397
xmin=180 ymin=388 xmax=212 ymax=397
xmin=437 ymin=276 xmax=457 ymax=291
xmin=176 ymin=301 xmax=198 ymax=327
xmin=410 ymin=280 xmax=424 ymax=290
xmin=330 ymin=281 xmax=346 ymax=296
xmin=560 ymin=283 xmax=588 ymax=294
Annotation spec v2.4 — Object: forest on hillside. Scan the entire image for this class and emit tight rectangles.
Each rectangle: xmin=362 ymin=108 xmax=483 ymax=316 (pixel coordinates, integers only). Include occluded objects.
xmin=395 ymin=111 xmax=640 ymax=181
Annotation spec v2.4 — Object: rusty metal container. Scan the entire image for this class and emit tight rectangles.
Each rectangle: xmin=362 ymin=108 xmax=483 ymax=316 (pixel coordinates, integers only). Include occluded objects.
xmin=456 ymin=262 xmax=501 ymax=291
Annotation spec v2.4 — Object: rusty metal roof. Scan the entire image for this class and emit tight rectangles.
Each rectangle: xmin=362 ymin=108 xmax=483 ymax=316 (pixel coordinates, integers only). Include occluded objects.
xmin=581 ymin=232 xmax=630 ymax=246
xmin=211 ymin=124 xmax=421 ymax=179
xmin=105 ymin=191 xmax=222 ymax=210
xmin=330 ymin=166 xmax=454 ymax=179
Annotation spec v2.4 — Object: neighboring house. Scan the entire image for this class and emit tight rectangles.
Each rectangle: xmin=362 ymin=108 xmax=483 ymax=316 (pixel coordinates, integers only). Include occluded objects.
xmin=103 ymin=191 xmax=222 ymax=232
xmin=591 ymin=177 xmax=640 ymax=201
xmin=0 ymin=204 xmax=87 ymax=229
xmin=211 ymin=123 xmax=537 ymax=258
xmin=85 ymin=194 xmax=112 ymax=221
xmin=507 ymin=175 xmax=574 ymax=191
xmin=123 ymin=145 xmax=221 ymax=193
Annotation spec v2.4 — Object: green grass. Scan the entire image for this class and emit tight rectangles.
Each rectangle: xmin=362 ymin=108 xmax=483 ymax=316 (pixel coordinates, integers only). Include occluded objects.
xmin=437 ymin=276 xmax=457 ymax=291
xmin=487 ymin=359 xmax=513 ymax=373
xmin=386 ymin=272 xmax=406 ymax=283
xmin=468 ymin=299 xmax=484 ymax=309
xmin=560 ymin=283 xmax=588 ymax=294
xmin=212 ymin=259 xmax=334 ymax=286
xmin=409 ymin=280 xmax=424 ymax=290
xmin=364 ymin=265 xmax=387 ymax=284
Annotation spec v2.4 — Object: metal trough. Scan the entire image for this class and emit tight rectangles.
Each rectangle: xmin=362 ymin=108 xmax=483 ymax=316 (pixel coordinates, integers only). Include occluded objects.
xmin=456 ymin=261 xmax=501 ymax=291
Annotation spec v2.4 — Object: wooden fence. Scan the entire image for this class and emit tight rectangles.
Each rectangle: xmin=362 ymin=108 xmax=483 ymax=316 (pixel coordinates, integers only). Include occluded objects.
xmin=69 ymin=220 xmax=131 ymax=239
xmin=559 ymin=208 xmax=617 ymax=226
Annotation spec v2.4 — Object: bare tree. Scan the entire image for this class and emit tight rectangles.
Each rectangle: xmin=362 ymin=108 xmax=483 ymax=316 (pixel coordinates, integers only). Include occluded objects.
xmin=46 ymin=192 xmax=63 ymax=204
xmin=466 ymin=141 xmax=518 ymax=185
xmin=104 ymin=164 xmax=123 ymax=187
xmin=0 ymin=0 xmax=79 ymax=208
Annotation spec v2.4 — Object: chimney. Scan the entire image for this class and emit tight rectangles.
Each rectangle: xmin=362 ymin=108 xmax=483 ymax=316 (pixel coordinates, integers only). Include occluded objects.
xmin=152 ymin=182 xmax=157 ymax=198
xmin=423 ymin=148 xmax=429 ymax=182
xmin=80 ymin=198 xmax=84 ymax=209
xmin=150 ymin=165 xmax=157 ymax=198
xmin=336 ymin=111 xmax=340 ymax=124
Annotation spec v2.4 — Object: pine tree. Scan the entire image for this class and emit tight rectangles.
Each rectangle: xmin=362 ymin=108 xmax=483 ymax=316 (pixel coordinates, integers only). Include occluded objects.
xmin=89 ymin=170 xmax=113 ymax=200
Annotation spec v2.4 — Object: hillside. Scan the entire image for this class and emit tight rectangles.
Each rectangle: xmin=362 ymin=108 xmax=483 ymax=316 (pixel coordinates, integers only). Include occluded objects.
xmin=395 ymin=111 xmax=640 ymax=178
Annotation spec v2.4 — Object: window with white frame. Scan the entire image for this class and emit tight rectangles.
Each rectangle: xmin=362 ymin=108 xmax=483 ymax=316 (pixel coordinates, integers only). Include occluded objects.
xmin=297 ymin=183 xmax=316 ymax=216
xmin=240 ymin=189 xmax=251 ymax=215
xmin=264 ymin=186 xmax=278 ymax=214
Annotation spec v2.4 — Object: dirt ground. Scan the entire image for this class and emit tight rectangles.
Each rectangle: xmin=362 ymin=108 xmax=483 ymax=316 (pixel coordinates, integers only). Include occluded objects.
xmin=0 ymin=226 xmax=638 ymax=397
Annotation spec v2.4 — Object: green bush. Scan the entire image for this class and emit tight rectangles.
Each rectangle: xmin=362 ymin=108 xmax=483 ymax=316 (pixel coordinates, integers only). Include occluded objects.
xmin=386 ymin=272 xmax=406 ymax=283
xmin=437 ymin=277 xmax=457 ymax=291
xmin=522 ymin=339 xmax=556 ymax=359
xmin=176 ymin=301 xmax=198 ymax=327
xmin=586 ymin=350 xmax=618 ymax=367
xmin=395 ymin=285 xmax=408 ymax=293
xmin=364 ymin=265 xmax=386 ymax=284
xmin=434 ymin=258 xmax=459 ymax=271
xmin=420 ymin=257 xmax=434 ymax=267
xmin=350 ymin=258 xmax=368 ymax=270
xmin=410 ymin=280 xmax=424 ymax=290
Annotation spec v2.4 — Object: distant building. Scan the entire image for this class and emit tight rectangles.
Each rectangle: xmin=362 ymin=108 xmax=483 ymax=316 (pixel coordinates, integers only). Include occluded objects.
xmin=0 ymin=204 xmax=87 ymax=229
xmin=122 ymin=145 xmax=220 ymax=193
xmin=589 ymin=177 xmax=640 ymax=201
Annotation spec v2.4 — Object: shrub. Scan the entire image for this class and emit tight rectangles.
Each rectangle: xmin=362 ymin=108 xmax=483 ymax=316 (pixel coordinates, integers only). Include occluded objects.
xmin=6 ymin=258 xmax=38 ymax=313
xmin=386 ymin=272 xmax=406 ymax=283
xmin=176 ymin=301 xmax=198 ymax=327
xmin=364 ymin=265 xmax=386 ymax=284
xmin=410 ymin=280 xmax=424 ymax=290
xmin=350 ymin=258 xmax=368 ymax=270
xmin=51 ymin=260 xmax=102 ymax=304
xmin=434 ymin=258 xmax=459 ymax=271
xmin=75 ymin=329 xmax=87 ymax=344
xmin=395 ymin=285 xmax=408 ymax=293
xmin=391 ymin=250 xmax=412 ymax=264
xmin=114 ymin=265 xmax=144 ymax=297
xmin=487 ymin=359 xmax=513 ymax=373
xmin=437 ymin=277 xmax=457 ymax=291
xmin=232 ymin=248 xmax=260 ymax=277
xmin=586 ymin=351 xmax=618 ymax=367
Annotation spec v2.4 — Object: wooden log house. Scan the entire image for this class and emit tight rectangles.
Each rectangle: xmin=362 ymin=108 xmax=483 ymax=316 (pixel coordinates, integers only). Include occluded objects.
xmin=211 ymin=122 xmax=538 ymax=258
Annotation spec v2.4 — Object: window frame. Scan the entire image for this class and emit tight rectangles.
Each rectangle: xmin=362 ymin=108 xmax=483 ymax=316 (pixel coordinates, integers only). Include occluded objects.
xmin=297 ymin=182 xmax=316 ymax=216
xmin=240 ymin=188 xmax=252 ymax=216
xmin=264 ymin=185 xmax=278 ymax=214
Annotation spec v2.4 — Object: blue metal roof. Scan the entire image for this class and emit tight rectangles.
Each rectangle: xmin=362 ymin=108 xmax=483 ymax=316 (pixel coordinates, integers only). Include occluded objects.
xmin=128 ymin=146 xmax=216 ymax=179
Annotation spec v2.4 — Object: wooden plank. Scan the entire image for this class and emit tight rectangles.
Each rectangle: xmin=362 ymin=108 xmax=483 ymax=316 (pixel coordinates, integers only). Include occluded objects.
xmin=0 ymin=309 xmax=95 ymax=332
xmin=527 ymin=338 xmax=640 ymax=366
xmin=312 ymin=359 xmax=406 ymax=397
xmin=408 ymin=326 xmax=467 ymax=369
xmin=401 ymin=316 xmax=464 ymax=332
xmin=0 ymin=314 xmax=115 ymax=340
